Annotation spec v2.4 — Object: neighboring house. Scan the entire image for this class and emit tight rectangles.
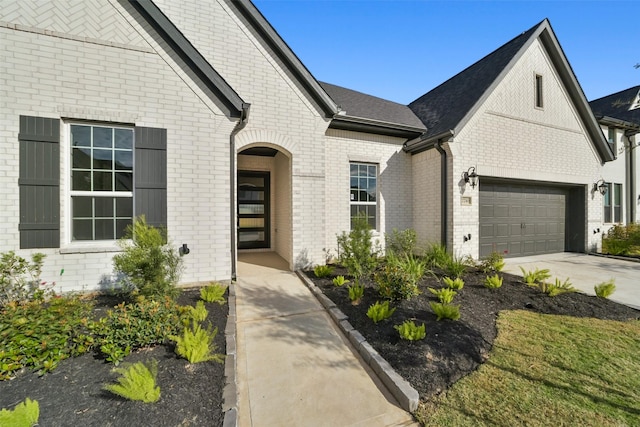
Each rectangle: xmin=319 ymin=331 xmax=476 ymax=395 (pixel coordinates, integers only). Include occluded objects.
xmin=0 ymin=1 xmax=613 ymax=293
xmin=589 ymin=86 xmax=640 ymax=227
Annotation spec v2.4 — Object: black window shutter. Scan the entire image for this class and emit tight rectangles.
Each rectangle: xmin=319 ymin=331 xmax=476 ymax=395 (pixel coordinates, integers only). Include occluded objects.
xmin=18 ymin=116 xmax=61 ymax=249
xmin=134 ymin=126 xmax=167 ymax=230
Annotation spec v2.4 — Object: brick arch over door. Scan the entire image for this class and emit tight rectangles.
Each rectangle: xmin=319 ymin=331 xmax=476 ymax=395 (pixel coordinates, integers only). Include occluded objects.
xmin=236 ymin=129 xmax=295 ymax=158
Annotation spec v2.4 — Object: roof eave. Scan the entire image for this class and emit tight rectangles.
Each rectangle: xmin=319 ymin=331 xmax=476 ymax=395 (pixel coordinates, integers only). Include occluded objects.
xmin=129 ymin=0 xmax=245 ymax=119
xmin=330 ymin=115 xmax=425 ymax=140
xmin=233 ymin=0 xmax=339 ymax=118
xmin=403 ymin=130 xmax=454 ymax=154
xmin=596 ymin=116 xmax=640 ymax=132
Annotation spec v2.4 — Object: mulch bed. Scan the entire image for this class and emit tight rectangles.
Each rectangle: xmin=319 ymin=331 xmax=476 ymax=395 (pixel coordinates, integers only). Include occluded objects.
xmin=307 ymin=266 xmax=640 ymax=399
xmin=0 ymin=289 xmax=228 ymax=427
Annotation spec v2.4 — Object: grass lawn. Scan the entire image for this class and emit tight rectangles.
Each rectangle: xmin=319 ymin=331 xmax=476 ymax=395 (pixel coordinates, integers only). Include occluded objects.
xmin=416 ymin=310 xmax=640 ymax=426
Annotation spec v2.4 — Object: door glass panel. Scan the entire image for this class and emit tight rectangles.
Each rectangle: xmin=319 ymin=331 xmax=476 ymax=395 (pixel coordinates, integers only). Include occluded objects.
xmin=238 ymin=176 xmax=264 ymax=187
xmin=239 ymin=218 xmax=264 ymax=228
xmin=239 ymin=231 xmax=265 ymax=243
xmin=239 ymin=204 xmax=264 ymax=215
xmin=238 ymin=189 xmax=264 ymax=201
xmin=238 ymin=171 xmax=270 ymax=249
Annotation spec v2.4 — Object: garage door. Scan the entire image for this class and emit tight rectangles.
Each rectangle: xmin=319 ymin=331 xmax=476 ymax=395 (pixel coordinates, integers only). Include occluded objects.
xmin=479 ymin=183 xmax=567 ymax=258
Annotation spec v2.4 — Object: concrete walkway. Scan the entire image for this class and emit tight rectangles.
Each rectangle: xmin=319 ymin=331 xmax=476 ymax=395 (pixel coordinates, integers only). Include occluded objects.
xmin=235 ymin=252 xmax=417 ymax=427
xmin=504 ymin=252 xmax=640 ymax=310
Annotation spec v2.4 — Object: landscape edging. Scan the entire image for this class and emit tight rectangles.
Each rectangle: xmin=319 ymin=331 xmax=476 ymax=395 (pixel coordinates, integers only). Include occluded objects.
xmin=222 ymin=284 xmax=238 ymax=427
xmin=295 ymin=271 xmax=419 ymax=413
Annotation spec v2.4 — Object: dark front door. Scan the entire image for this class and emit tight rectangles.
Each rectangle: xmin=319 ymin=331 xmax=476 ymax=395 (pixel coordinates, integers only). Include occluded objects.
xmin=238 ymin=171 xmax=270 ymax=249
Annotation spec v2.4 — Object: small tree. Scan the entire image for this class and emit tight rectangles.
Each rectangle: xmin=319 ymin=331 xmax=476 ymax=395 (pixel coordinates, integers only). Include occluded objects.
xmin=113 ymin=216 xmax=182 ymax=299
xmin=336 ymin=214 xmax=378 ymax=282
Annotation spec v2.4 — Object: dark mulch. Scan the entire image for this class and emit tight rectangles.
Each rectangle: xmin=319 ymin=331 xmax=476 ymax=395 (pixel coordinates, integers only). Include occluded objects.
xmin=0 ymin=289 xmax=228 ymax=427
xmin=308 ymin=266 xmax=640 ymax=399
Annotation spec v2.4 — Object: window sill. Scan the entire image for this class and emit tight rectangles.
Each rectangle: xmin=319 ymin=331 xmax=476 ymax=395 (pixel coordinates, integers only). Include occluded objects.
xmin=60 ymin=242 xmax=122 ymax=254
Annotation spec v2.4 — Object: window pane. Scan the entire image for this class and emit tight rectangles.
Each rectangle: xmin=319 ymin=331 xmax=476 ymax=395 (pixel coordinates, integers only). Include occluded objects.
xmin=116 ymin=219 xmax=131 ymax=238
xmin=604 ymin=206 xmax=611 ymax=223
xmin=93 ymin=127 xmax=112 ymax=148
xmin=239 ymin=218 xmax=264 ymax=228
xmin=73 ymin=219 xmax=93 ymax=240
xmin=239 ymin=231 xmax=264 ymax=243
xmin=72 ymin=148 xmax=92 ymax=169
xmin=368 ymin=165 xmax=376 ymax=177
xmin=239 ymin=204 xmax=264 ymax=215
xmin=603 ymin=185 xmax=610 ymax=207
xmin=614 ymin=184 xmax=621 ymax=205
xmin=116 ymin=198 xmax=133 ymax=217
xmin=71 ymin=125 xmax=91 ymax=147
xmin=115 ymin=129 xmax=133 ymax=149
xmin=614 ymin=207 xmax=621 ymax=223
xmin=95 ymin=219 xmax=114 ymax=240
xmin=238 ymin=190 xmax=264 ymax=201
xmin=115 ymin=151 xmax=133 ymax=171
xmin=94 ymin=197 xmax=114 ymax=217
xmin=93 ymin=171 xmax=113 ymax=191
xmin=93 ymin=149 xmax=113 ymax=169
xmin=350 ymin=164 xmax=358 ymax=176
xmin=72 ymin=197 xmax=92 ymax=218
xmin=115 ymin=172 xmax=133 ymax=191
xmin=72 ymin=171 xmax=91 ymax=191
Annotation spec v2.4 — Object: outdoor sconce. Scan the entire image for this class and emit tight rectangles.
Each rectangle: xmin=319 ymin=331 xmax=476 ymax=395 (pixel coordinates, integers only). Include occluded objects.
xmin=463 ymin=166 xmax=479 ymax=189
xmin=593 ymin=228 xmax=600 ymax=234
xmin=594 ymin=179 xmax=607 ymax=196
xmin=179 ymin=243 xmax=190 ymax=256
xmin=463 ymin=233 xmax=472 ymax=242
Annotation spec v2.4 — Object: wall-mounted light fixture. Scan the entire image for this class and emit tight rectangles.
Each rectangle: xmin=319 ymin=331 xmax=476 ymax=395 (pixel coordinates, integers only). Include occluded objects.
xmin=463 ymin=233 xmax=472 ymax=242
xmin=463 ymin=166 xmax=479 ymax=189
xmin=593 ymin=228 xmax=601 ymax=234
xmin=593 ymin=179 xmax=607 ymax=196
xmin=179 ymin=243 xmax=190 ymax=256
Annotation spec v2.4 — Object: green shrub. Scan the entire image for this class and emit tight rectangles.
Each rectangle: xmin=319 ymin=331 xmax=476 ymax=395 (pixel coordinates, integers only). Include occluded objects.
xmin=594 ymin=280 xmax=616 ymax=299
xmin=444 ymin=255 xmax=470 ymax=279
xmin=104 ymin=359 xmax=161 ymax=403
xmin=519 ymin=267 xmax=551 ymax=286
xmin=429 ymin=287 xmax=457 ymax=304
xmin=171 ymin=321 xmax=223 ymax=364
xmin=395 ymin=320 xmax=426 ymax=341
xmin=200 ymin=282 xmax=227 ymax=304
xmin=541 ymin=278 xmax=577 ymax=297
xmin=385 ymin=228 xmax=418 ymax=257
xmin=423 ymin=243 xmax=451 ymax=269
xmin=477 ymin=251 xmax=505 ymax=273
xmin=442 ymin=276 xmax=464 ymax=290
xmin=0 ymin=251 xmax=48 ymax=306
xmin=112 ymin=216 xmax=183 ymax=299
xmin=90 ymin=297 xmax=186 ymax=365
xmin=430 ymin=301 xmax=461 ymax=321
xmin=602 ymin=223 xmax=640 ymax=255
xmin=0 ymin=296 xmax=94 ymax=380
xmin=0 ymin=398 xmax=39 ymax=427
xmin=366 ymin=301 xmax=396 ymax=323
xmin=313 ymin=264 xmax=334 ymax=278
xmin=187 ymin=300 xmax=208 ymax=323
xmin=337 ymin=214 xmax=379 ymax=281
xmin=484 ymin=274 xmax=503 ymax=289
xmin=332 ymin=275 xmax=350 ymax=287
xmin=347 ymin=282 xmax=364 ymax=305
xmin=374 ymin=252 xmax=425 ymax=301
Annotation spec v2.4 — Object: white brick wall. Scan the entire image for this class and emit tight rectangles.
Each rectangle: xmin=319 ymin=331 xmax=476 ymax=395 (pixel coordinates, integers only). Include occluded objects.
xmin=1 ymin=1 xmax=237 ymax=292
xmin=452 ymin=38 xmax=605 ymax=258
xmin=411 ymin=148 xmax=442 ymax=247
xmin=324 ymin=129 xmax=413 ymax=256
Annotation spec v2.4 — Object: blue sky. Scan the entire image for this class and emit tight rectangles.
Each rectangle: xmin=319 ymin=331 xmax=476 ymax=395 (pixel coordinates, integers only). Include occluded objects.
xmin=253 ymin=0 xmax=639 ymax=104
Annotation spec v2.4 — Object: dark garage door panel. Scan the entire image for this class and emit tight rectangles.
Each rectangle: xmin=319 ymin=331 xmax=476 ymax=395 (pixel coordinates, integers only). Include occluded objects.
xmin=479 ymin=183 xmax=566 ymax=258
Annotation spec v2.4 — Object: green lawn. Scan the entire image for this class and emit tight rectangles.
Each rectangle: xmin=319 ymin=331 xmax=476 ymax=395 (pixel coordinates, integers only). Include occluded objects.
xmin=417 ymin=310 xmax=640 ymax=426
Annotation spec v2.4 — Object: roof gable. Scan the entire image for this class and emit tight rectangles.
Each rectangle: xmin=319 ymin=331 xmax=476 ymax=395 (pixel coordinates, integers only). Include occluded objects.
xmin=407 ymin=19 xmax=613 ymax=162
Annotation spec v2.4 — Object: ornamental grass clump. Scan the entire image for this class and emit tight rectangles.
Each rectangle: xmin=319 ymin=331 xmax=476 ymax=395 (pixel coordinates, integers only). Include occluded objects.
xmin=430 ymin=301 xmax=461 ymax=321
xmin=442 ymin=276 xmax=464 ymax=290
xmin=395 ymin=320 xmax=426 ymax=341
xmin=519 ymin=267 xmax=551 ymax=286
xmin=594 ymin=280 xmax=616 ymax=299
xmin=200 ymin=282 xmax=227 ymax=304
xmin=542 ymin=278 xmax=577 ymax=297
xmin=366 ymin=300 xmax=396 ymax=323
xmin=171 ymin=321 xmax=223 ymax=364
xmin=313 ymin=264 xmax=334 ymax=278
xmin=104 ymin=359 xmax=160 ymax=403
xmin=429 ymin=287 xmax=457 ymax=304
xmin=332 ymin=275 xmax=349 ymax=287
xmin=0 ymin=398 xmax=39 ymax=427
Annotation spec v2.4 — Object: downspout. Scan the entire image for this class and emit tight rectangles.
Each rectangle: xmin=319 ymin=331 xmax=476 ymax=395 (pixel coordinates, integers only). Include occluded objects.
xmin=434 ymin=141 xmax=448 ymax=250
xmin=230 ymin=103 xmax=251 ymax=281
xmin=626 ymin=129 xmax=639 ymax=223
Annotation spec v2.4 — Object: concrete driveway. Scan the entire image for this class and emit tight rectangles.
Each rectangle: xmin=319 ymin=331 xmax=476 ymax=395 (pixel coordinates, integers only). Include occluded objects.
xmin=503 ymin=253 xmax=640 ymax=310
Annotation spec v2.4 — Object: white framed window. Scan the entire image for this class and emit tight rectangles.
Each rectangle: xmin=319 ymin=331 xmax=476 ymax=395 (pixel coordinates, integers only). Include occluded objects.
xmin=603 ymin=182 xmax=622 ymax=223
xmin=69 ymin=123 xmax=134 ymax=241
xmin=349 ymin=162 xmax=377 ymax=229
xmin=607 ymin=127 xmax=617 ymax=154
xmin=534 ymin=74 xmax=543 ymax=108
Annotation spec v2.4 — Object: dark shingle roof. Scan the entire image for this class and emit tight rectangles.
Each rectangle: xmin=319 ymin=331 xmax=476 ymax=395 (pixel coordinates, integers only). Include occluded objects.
xmin=589 ymin=86 xmax=640 ymax=125
xmin=320 ymin=82 xmax=426 ymax=130
xmin=408 ymin=20 xmax=545 ymax=138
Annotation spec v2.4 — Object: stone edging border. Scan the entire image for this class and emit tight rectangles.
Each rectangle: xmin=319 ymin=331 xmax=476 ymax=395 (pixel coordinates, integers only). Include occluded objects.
xmin=222 ymin=284 xmax=238 ymax=427
xmin=296 ymin=271 xmax=419 ymax=412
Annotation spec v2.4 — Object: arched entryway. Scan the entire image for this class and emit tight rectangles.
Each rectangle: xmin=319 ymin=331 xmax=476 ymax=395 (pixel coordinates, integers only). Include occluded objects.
xmin=236 ymin=144 xmax=292 ymax=269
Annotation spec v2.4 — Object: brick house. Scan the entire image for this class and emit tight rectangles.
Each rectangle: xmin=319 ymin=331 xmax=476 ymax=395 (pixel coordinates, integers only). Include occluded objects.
xmin=0 ymin=1 xmax=613 ymax=293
